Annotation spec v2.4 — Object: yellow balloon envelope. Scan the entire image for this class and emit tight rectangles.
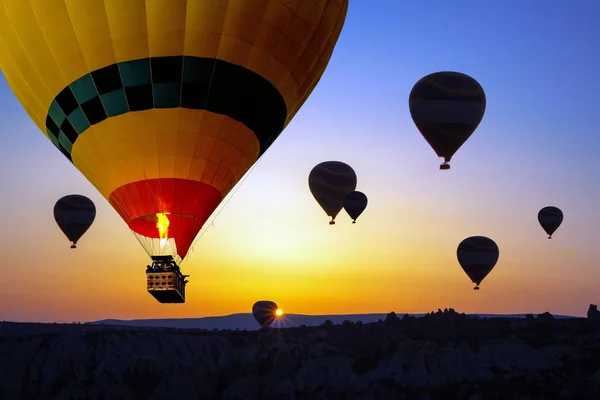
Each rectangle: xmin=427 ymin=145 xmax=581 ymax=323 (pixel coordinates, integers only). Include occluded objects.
xmin=0 ymin=0 xmax=349 ymax=261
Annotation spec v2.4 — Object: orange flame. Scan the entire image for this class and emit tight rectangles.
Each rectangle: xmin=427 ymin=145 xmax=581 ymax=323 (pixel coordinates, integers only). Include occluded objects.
xmin=156 ymin=213 xmax=170 ymax=239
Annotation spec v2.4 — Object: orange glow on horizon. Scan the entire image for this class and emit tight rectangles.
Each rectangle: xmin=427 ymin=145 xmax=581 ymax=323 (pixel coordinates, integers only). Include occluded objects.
xmin=1 ymin=3 xmax=598 ymax=324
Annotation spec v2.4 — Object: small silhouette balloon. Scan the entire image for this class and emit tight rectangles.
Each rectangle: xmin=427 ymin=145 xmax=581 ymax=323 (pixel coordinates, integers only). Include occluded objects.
xmin=343 ymin=191 xmax=368 ymax=223
xmin=457 ymin=236 xmax=499 ymax=290
xmin=53 ymin=195 xmax=96 ymax=249
xmin=538 ymin=206 xmax=563 ymax=239
xmin=309 ymin=161 xmax=357 ymax=225
xmin=252 ymin=300 xmax=279 ymax=329
xmin=409 ymin=71 xmax=486 ymax=170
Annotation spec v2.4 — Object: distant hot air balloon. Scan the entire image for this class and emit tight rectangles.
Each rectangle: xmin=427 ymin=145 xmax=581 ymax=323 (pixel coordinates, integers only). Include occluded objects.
xmin=343 ymin=191 xmax=368 ymax=223
xmin=538 ymin=206 xmax=563 ymax=239
xmin=0 ymin=0 xmax=349 ymax=301
xmin=309 ymin=161 xmax=357 ymax=225
xmin=457 ymin=236 xmax=499 ymax=290
xmin=123 ymin=355 xmax=164 ymax=400
xmin=53 ymin=195 xmax=96 ymax=249
xmin=409 ymin=71 xmax=486 ymax=170
xmin=252 ymin=300 xmax=280 ymax=329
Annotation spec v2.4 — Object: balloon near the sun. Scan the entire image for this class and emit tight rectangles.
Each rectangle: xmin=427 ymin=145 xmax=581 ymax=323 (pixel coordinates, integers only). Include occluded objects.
xmin=252 ymin=300 xmax=281 ymax=329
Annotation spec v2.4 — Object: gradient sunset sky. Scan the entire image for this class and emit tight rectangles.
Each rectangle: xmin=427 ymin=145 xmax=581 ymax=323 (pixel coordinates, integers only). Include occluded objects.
xmin=1 ymin=0 xmax=599 ymax=323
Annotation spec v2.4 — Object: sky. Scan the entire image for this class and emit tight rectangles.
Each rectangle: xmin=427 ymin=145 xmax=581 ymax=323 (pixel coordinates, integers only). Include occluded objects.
xmin=0 ymin=0 xmax=599 ymax=322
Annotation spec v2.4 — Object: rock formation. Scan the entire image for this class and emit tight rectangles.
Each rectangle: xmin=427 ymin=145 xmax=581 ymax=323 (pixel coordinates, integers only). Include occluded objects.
xmin=587 ymin=304 xmax=600 ymax=323
xmin=1 ymin=306 xmax=599 ymax=399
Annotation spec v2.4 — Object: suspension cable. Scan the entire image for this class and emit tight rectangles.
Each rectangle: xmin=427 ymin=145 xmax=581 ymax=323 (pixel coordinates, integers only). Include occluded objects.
xmin=184 ymin=148 xmax=270 ymax=261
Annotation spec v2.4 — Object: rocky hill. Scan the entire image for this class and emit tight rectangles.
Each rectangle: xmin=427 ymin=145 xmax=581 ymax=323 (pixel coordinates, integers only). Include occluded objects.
xmin=2 ymin=307 xmax=600 ymax=400
xmin=86 ymin=312 xmax=575 ymax=331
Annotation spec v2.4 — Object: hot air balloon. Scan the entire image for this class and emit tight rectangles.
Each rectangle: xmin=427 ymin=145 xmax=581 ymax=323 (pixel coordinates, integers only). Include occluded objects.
xmin=123 ymin=355 xmax=164 ymax=400
xmin=309 ymin=161 xmax=357 ymax=225
xmin=343 ymin=191 xmax=368 ymax=223
xmin=252 ymin=300 xmax=280 ymax=329
xmin=538 ymin=206 xmax=563 ymax=239
xmin=0 ymin=0 xmax=349 ymax=303
xmin=457 ymin=236 xmax=499 ymax=290
xmin=409 ymin=71 xmax=486 ymax=170
xmin=53 ymin=195 xmax=96 ymax=249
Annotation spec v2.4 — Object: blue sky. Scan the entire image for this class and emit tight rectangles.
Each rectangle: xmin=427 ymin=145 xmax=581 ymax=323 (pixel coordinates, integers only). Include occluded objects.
xmin=0 ymin=0 xmax=599 ymax=321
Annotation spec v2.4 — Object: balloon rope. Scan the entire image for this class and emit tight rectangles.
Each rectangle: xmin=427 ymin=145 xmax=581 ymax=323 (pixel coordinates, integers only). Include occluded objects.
xmin=185 ymin=151 xmax=267 ymax=260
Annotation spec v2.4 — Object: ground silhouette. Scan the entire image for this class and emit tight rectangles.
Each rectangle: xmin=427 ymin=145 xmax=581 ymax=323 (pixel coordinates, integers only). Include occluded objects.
xmin=86 ymin=311 xmax=576 ymax=331
xmin=1 ymin=307 xmax=599 ymax=399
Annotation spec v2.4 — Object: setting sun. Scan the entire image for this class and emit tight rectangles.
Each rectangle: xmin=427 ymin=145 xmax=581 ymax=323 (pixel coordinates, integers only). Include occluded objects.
xmin=275 ymin=309 xmax=284 ymax=317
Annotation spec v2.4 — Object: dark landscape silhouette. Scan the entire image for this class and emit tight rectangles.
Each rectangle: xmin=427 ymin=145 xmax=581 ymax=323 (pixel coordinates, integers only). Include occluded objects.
xmin=2 ymin=307 xmax=600 ymax=399
xmin=86 ymin=312 xmax=576 ymax=331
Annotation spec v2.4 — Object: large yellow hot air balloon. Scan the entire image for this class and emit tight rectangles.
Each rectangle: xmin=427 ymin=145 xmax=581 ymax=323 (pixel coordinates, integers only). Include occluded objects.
xmin=0 ymin=1 xmax=348 ymax=281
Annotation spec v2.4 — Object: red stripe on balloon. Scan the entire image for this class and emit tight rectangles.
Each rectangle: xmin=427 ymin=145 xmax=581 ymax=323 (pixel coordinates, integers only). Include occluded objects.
xmin=108 ymin=178 xmax=222 ymax=259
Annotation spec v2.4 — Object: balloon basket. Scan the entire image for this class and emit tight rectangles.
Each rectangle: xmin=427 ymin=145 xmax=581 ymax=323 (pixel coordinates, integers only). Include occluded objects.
xmin=473 ymin=286 xmax=480 ymax=291
xmin=352 ymin=221 xmax=356 ymax=224
xmin=70 ymin=244 xmax=76 ymax=249
xmin=329 ymin=221 xmax=335 ymax=225
xmin=147 ymin=255 xmax=188 ymax=304
xmin=440 ymin=164 xmax=450 ymax=170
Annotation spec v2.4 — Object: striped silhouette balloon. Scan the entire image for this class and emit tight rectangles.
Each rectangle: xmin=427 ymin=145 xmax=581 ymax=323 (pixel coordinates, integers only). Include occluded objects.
xmin=252 ymin=300 xmax=279 ymax=329
xmin=457 ymin=236 xmax=499 ymax=290
xmin=53 ymin=194 xmax=96 ymax=249
xmin=309 ymin=161 xmax=357 ymax=225
xmin=538 ymin=206 xmax=563 ymax=239
xmin=409 ymin=71 xmax=486 ymax=170
xmin=343 ymin=191 xmax=368 ymax=223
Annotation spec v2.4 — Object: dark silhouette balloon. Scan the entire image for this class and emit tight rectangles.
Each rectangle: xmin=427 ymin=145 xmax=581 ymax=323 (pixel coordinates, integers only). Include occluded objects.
xmin=123 ymin=355 xmax=164 ymax=400
xmin=538 ymin=206 xmax=563 ymax=239
xmin=252 ymin=300 xmax=279 ymax=329
xmin=457 ymin=236 xmax=499 ymax=290
xmin=343 ymin=191 xmax=368 ymax=223
xmin=53 ymin=195 xmax=96 ymax=249
xmin=309 ymin=161 xmax=357 ymax=225
xmin=409 ymin=71 xmax=486 ymax=170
